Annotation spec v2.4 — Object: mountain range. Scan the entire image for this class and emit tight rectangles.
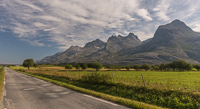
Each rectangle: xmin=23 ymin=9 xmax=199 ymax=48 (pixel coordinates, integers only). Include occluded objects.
xmin=37 ymin=19 xmax=200 ymax=65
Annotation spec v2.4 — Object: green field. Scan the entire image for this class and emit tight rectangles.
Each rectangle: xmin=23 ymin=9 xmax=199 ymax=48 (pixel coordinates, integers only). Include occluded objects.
xmin=11 ymin=66 xmax=200 ymax=92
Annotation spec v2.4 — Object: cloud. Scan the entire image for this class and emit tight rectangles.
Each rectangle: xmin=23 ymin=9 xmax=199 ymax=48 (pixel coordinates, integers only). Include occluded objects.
xmin=15 ymin=0 xmax=43 ymax=12
xmin=152 ymin=0 xmax=171 ymax=21
xmin=192 ymin=24 xmax=200 ymax=32
xmin=137 ymin=9 xmax=153 ymax=21
xmin=1 ymin=0 xmax=200 ymax=50
xmin=21 ymin=39 xmax=45 ymax=46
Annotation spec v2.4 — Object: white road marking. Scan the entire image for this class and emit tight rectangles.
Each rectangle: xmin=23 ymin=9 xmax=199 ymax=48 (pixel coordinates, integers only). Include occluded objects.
xmin=23 ymin=88 xmax=35 ymax=91
xmin=46 ymin=93 xmax=59 ymax=98
xmin=4 ymin=88 xmax=6 ymax=96
xmin=82 ymin=94 xmax=119 ymax=106
xmin=4 ymin=78 xmax=6 ymax=96
xmin=60 ymin=92 xmax=69 ymax=95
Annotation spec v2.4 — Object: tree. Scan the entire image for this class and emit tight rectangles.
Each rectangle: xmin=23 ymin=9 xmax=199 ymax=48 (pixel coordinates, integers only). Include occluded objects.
xmin=193 ymin=64 xmax=200 ymax=71
xmin=65 ymin=65 xmax=73 ymax=70
xmin=92 ymin=62 xmax=103 ymax=71
xmin=133 ymin=64 xmax=141 ymax=71
xmin=159 ymin=63 xmax=167 ymax=71
xmin=117 ymin=66 xmax=121 ymax=71
xmin=141 ymin=64 xmax=151 ymax=71
xmin=82 ymin=63 xmax=88 ymax=71
xmin=185 ymin=63 xmax=193 ymax=71
xmin=125 ymin=66 xmax=130 ymax=71
xmin=171 ymin=60 xmax=192 ymax=71
xmin=22 ymin=58 xmax=34 ymax=70
xmin=152 ymin=65 xmax=159 ymax=71
xmin=33 ymin=63 xmax=38 ymax=69
xmin=75 ymin=64 xmax=80 ymax=70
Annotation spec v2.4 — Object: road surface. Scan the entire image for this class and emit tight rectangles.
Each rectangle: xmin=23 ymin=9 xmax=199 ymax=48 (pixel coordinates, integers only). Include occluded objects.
xmin=3 ymin=68 xmax=131 ymax=109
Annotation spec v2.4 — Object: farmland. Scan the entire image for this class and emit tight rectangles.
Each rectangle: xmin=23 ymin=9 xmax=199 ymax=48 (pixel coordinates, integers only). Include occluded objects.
xmin=10 ymin=66 xmax=200 ymax=108
xmin=11 ymin=66 xmax=200 ymax=92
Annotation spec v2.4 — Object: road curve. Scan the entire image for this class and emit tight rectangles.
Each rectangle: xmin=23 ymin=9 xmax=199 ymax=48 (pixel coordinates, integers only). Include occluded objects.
xmin=3 ymin=68 xmax=131 ymax=109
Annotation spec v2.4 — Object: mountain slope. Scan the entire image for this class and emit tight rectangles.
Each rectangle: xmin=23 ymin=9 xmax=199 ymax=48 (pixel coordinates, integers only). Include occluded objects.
xmin=69 ymin=33 xmax=142 ymax=64
xmin=38 ymin=39 xmax=106 ymax=64
xmin=121 ymin=19 xmax=200 ymax=64
xmin=38 ymin=46 xmax=82 ymax=64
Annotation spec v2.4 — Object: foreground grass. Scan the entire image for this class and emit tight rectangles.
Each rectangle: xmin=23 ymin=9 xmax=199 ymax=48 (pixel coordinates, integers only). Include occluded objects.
xmin=0 ymin=66 xmax=4 ymax=107
xmin=20 ymin=71 xmax=165 ymax=109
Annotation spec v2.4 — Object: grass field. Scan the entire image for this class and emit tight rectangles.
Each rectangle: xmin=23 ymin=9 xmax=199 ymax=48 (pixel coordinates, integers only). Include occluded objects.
xmin=11 ymin=66 xmax=200 ymax=92
xmin=11 ymin=66 xmax=200 ymax=108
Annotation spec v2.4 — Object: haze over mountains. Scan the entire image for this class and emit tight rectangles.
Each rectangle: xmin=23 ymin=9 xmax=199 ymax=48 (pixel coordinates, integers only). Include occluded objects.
xmin=37 ymin=20 xmax=200 ymax=65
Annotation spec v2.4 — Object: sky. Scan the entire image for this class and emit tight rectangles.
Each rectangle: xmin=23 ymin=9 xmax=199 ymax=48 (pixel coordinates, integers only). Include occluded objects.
xmin=0 ymin=0 xmax=200 ymax=64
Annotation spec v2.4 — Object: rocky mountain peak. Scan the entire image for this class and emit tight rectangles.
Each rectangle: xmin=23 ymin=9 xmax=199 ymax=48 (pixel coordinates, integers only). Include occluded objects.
xmin=68 ymin=45 xmax=82 ymax=50
xmin=152 ymin=19 xmax=196 ymax=44
xmin=127 ymin=32 xmax=140 ymax=40
xmin=105 ymin=33 xmax=142 ymax=52
xmin=159 ymin=19 xmax=192 ymax=32
xmin=63 ymin=46 xmax=82 ymax=53
xmin=127 ymin=33 xmax=134 ymax=37
xmin=84 ymin=39 xmax=106 ymax=48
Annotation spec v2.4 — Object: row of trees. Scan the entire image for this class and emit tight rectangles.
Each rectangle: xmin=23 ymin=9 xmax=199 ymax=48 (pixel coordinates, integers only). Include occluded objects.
xmin=106 ymin=60 xmax=199 ymax=71
xmin=65 ymin=62 xmax=103 ymax=71
xmin=22 ymin=58 xmax=200 ymax=72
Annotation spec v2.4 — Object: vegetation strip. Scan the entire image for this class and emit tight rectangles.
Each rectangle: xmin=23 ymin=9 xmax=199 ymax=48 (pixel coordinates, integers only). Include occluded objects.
xmin=20 ymin=71 xmax=165 ymax=109
xmin=0 ymin=67 xmax=5 ymax=108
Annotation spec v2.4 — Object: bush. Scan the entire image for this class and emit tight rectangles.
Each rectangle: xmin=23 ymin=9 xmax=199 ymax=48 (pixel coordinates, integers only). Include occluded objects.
xmin=133 ymin=64 xmax=141 ymax=71
xmin=193 ymin=64 xmax=200 ymax=71
xmin=75 ymin=64 xmax=80 ymax=70
xmin=18 ymin=68 xmax=25 ymax=72
xmin=82 ymin=72 xmax=112 ymax=83
xmin=141 ymin=64 xmax=151 ymax=71
xmin=125 ymin=66 xmax=130 ymax=71
xmin=82 ymin=64 xmax=88 ymax=70
xmin=91 ymin=62 xmax=103 ymax=71
xmin=65 ymin=65 xmax=73 ymax=70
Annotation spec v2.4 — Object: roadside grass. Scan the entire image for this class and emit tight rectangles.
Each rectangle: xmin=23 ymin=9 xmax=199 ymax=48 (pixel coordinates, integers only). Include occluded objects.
xmin=0 ymin=66 xmax=4 ymax=107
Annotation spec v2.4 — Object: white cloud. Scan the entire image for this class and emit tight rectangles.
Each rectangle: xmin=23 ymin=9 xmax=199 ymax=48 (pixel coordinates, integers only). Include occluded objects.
xmin=15 ymin=0 xmax=43 ymax=12
xmin=152 ymin=0 xmax=171 ymax=21
xmin=21 ymin=39 xmax=45 ymax=46
xmin=192 ymin=24 xmax=200 ymax=32
xmin=137 ymin=9 xmax=153 ymax=21
xmin=34 ymin=22 xmax=47 ymax=28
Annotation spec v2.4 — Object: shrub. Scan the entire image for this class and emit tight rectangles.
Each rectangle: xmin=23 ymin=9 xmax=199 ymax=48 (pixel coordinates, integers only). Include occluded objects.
xmin=92 ymin=62 xmax=103 ymax=71
xmin=75 ymin=64 xmax=80 ymax=70
xmin=141 ymin=64 xmax=151 ymax=71
xmin=133 ymin=64 xmax=141 ymax=71
xmin=18 ymin=68 xmax=25 ymax=72
xmin=65 ymin=65 xmax=73 ymax=70
xmin=125 ymin=66 xmax=130 ymax=71
xmin=82 ymin=64 xmax=88 ymax=70
xmin=82 ymin=72 xmax=112 ymax=83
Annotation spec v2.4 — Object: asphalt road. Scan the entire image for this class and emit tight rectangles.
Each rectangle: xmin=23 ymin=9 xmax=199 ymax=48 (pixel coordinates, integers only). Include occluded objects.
xmin=3 ymin=68 xmax=131 ymax=109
